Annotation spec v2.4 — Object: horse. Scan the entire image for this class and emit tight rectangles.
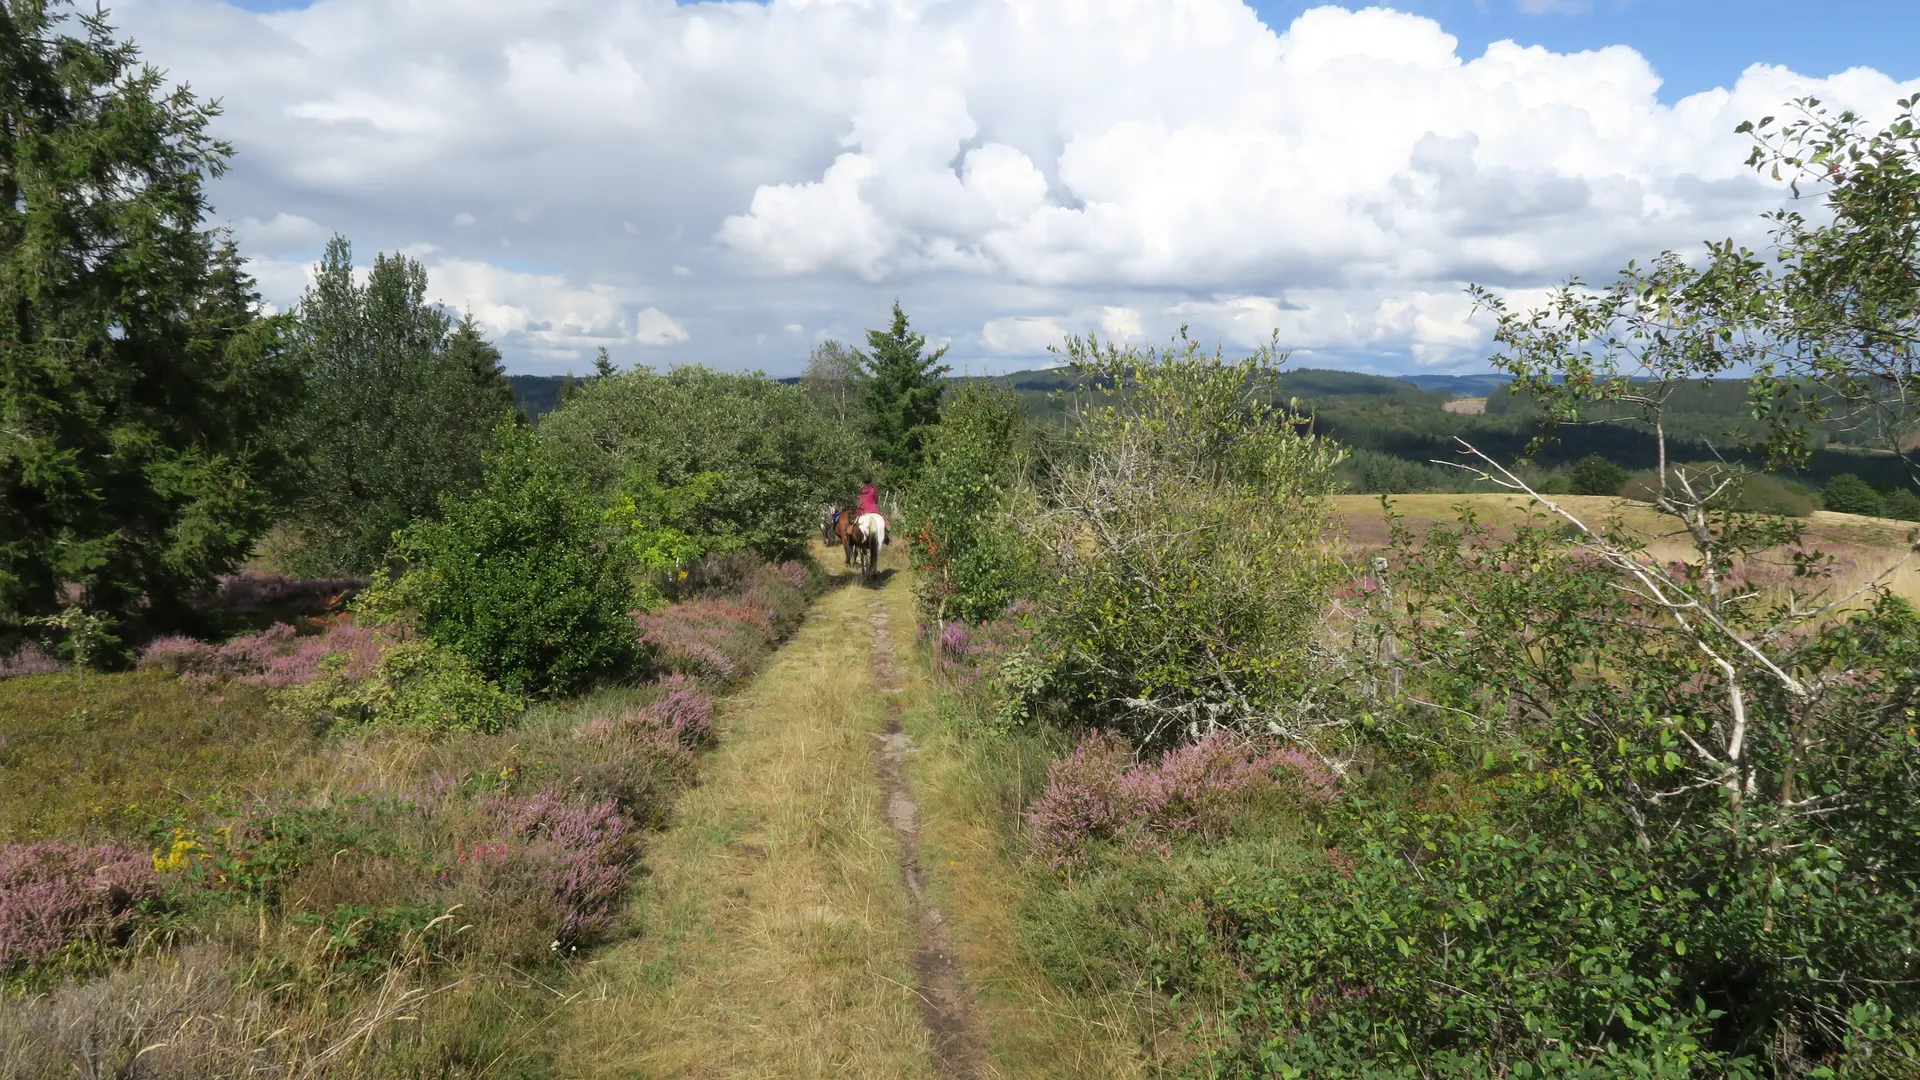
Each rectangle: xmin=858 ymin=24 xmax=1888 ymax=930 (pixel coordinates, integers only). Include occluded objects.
xmin=820 ymin=505 xmax=842 ymax=546
xmin=836 ymin=510 xmax=862 ymax=567
xmin=854 ymin=512 xmax=886 ymax=579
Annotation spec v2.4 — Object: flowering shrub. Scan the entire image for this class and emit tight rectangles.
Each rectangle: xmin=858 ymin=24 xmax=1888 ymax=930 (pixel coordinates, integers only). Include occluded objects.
xmin=488 ymin=790 xmax=636 ymax=944
xmin=631 ymin=560 xmax=812 ymax=682
xmin=1028 ymin=731 xmax=1336 ymax=866
xmin=0 ymin=642 xmax=62 ymax=679
xmin=0 ymin=842 xmax=161 ymax=970
xmin=575 ymin=676 xmax=713 ymax=755
xmin=136 ymin=618 xmax=390 ymax=688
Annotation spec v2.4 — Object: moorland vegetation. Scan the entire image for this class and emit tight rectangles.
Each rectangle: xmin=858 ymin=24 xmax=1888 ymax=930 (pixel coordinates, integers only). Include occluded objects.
xmin=6 ymin=1 xmax=1920 ymax=1077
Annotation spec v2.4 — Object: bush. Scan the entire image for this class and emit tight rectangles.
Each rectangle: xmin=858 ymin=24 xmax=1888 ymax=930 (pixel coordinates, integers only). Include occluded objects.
xmin=1822 ymin=472 xmax=1887 ymax=516
xmin=277 ymin=640 xmax=522 ymax=734
xmin=1568 ymin=453 xmax=1628 ymax=496
xmin=538 ymin=366 xmax=864 ymax=562
xmin=1884 ymin=487 xmax=1920 ymax=522
xmin=1027 ymin=730 xmax=1335 ymax=866
xmin=907 ymin=383 xmax=1037 ymax=622
xmin=1011 ymin=333 xmax=1347 ymax=747
xmin=137 ymin=618 xmax=390 ymax=687
xmin=629 ymin=559 xmax=812 ymax=682
xmin=487 ymin=790 xmax=637 ymax=945
xmin=0 ymin=842 xmax=160 ymax=971
xmin=379 ymin=425 xmax=641 ymax=698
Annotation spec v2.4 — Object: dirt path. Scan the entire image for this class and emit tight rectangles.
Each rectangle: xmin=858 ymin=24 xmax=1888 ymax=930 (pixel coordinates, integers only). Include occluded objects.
xmin=551 ymin=559 xmax=983 ymax=1078
xmin=868 ymin=599 xmax=989 ymax=1079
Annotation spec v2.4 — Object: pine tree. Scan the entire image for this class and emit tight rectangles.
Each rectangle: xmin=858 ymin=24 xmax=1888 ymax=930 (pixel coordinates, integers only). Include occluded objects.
xmin=446 ymin=311 xmax=519 ymax=420
xmin=859 ymin=302 xmax=950 ymax=477
xmin=1 ymin=1 xmax=304 ymax=638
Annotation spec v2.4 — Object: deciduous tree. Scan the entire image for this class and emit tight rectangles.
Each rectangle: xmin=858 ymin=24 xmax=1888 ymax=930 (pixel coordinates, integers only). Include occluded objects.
xmin=288 ymin=236 xmax=514 ymax=574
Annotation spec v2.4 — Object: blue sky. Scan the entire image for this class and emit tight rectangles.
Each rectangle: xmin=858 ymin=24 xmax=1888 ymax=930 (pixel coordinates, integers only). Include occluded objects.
xmin=1254 ymin=0 xmax=1919 ymax=102
xmin=147 ymin=0 xmax=1920 ymax=375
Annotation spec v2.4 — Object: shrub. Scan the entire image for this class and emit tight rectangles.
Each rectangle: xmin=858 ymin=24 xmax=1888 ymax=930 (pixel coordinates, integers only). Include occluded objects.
xmin=277 ymin=640 xmax=522 ymax=734
xmin=907 ymin=382 xmax=1037 ymax=623
xmin=629 ymin=559 xmax=813 ymax=682
xmin=488 ymin=791 xmax=636 ymax=945
xmin=0 ymin=842 xmax=161 ymax=971
xmin=574 ymin=676 xmax=714 ymax=755
xmin=380 ymin=424 xmax=641 ymax=698
xmin=1028 ymin=730 xmax=1334 ymax=866
xmin=137 ymin=618 xmax=390 ymax=687
xmin=1012 ymin=333 xmax=1346 ymax=748
xmin=0 ymin=642 xmax=62 ymax=679
xmin=1885 ymin=487 xmax=1920 ymax=522
xmin=1568 ymin=453 xmax=1628 ymax=496
xmin=538 ymin=365 xmax=864 ymax=562
xmin=1822 ymin=472 xmax=1887 ymax=516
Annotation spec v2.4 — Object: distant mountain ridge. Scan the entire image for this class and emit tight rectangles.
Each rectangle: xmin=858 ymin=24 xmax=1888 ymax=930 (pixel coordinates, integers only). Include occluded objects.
xmin=507 ymin=367 xmax=1514 ymax=421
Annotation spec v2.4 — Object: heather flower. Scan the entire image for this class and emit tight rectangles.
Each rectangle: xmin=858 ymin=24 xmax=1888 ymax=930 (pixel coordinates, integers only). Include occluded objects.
xmin=488 ymin=790 xmax=637 ymax=943
xmin=136 ymin=618 xmax=393 ymax=688
xmin=135 ymin=635 xmax=216 ymax=675
xmin=0 ymin=842 xmax=161 ymax=970
xmin=1027 ymin=731 xmax=1146 ymax=866
xmin=0 ymin=642 xmax=64 ymax=679
xmin=1029 ymin=730 xmax=1338 ymax=866
xmin=938 ymin=621 xmax=975 ymax=658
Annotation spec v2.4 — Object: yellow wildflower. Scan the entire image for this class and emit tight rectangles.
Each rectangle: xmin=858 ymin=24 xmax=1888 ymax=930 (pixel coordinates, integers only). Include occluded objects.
xmin=152 ymin=830 xmax=205 ymax=873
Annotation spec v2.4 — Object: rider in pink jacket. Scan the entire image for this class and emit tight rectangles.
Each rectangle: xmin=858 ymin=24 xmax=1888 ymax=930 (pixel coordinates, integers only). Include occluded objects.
xmin=857 ymin=477 xmax=880 ymax=517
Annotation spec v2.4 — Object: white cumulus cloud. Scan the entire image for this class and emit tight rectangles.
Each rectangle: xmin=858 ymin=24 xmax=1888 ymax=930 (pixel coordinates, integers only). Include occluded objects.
xmin=107 ymin=0 xmax=1920 ymax=373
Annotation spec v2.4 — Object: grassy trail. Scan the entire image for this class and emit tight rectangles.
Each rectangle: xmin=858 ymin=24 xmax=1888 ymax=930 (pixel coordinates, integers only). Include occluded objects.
xmin=552 ymin=553 xmax=1146 ymax=1077
xmin=552 ymin=559 xmax=936 ymax=1079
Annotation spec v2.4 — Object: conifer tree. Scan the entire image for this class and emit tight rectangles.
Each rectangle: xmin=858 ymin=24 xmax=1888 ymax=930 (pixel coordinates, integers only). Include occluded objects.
xmin=446 ymin=311 xmax=517 ymax=419
xmin=859 ymin=302 xmax=950 ymax=477
xmin=1 ymin=1 xmax=303 ymax=637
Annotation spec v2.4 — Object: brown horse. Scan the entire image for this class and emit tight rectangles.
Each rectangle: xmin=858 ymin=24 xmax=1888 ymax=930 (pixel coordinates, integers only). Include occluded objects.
xmin=836 ymin=510 xmax=862 ymax=567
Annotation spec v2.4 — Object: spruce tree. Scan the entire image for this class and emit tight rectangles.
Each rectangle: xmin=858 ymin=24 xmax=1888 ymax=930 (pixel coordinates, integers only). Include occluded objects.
xmin=446 ymin=311 xmax=518 ymax=420
xmin=1 ymin=1 xmax=303 ymax=638
xmin=859 ymin=302 xmax=950 ymax=477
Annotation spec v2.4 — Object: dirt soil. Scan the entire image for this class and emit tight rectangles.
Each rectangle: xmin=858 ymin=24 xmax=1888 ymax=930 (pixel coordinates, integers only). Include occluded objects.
xmin=868 ymin=601 xmax=989 ymax=1079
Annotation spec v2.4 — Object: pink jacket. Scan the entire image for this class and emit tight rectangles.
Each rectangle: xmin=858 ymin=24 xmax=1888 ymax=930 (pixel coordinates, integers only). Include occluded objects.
xmin=857 ymin=485 xmax=880 ymax=515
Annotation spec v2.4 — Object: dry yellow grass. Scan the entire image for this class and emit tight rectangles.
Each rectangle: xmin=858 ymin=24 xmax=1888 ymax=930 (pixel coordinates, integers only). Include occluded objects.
xmin=1331 ymin=492 xmax=1920 ymax=605
xmin=550 ymin=566 xmax=934 ymax=1080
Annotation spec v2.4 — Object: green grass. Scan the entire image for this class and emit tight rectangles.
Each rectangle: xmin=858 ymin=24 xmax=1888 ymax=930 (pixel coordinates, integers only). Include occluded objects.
xmin=0 ymin=671 xmax=304 ymax=842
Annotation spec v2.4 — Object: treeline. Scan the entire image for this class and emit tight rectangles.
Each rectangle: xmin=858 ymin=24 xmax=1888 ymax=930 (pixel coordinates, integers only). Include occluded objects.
xmin=965 ymin=362 xmax=1920 ymax=514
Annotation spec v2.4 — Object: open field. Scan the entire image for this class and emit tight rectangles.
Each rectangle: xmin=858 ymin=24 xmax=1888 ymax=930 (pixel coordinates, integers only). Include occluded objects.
xmin=1331 ymin=492 xmax=1920 ymax=604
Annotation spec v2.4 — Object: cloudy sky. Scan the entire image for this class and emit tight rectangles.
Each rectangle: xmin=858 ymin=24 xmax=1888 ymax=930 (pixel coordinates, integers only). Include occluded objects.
xmin=109 ymin=0 xmax=1920 ymax=376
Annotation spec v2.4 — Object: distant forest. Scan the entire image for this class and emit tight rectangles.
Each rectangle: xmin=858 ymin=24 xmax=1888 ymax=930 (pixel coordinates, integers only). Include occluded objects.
xmin=510 ymin=367 xmax=1918 ymax=502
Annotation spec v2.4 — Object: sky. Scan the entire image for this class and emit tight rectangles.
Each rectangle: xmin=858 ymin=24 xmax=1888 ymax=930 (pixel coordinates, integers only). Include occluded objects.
xmin=107 ymin=0 xmax=1920 ymax=376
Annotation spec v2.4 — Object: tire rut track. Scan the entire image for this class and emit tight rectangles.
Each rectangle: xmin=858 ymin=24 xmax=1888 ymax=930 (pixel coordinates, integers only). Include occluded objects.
xmin=868 ymin=600 xmax=988 ymax=1079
